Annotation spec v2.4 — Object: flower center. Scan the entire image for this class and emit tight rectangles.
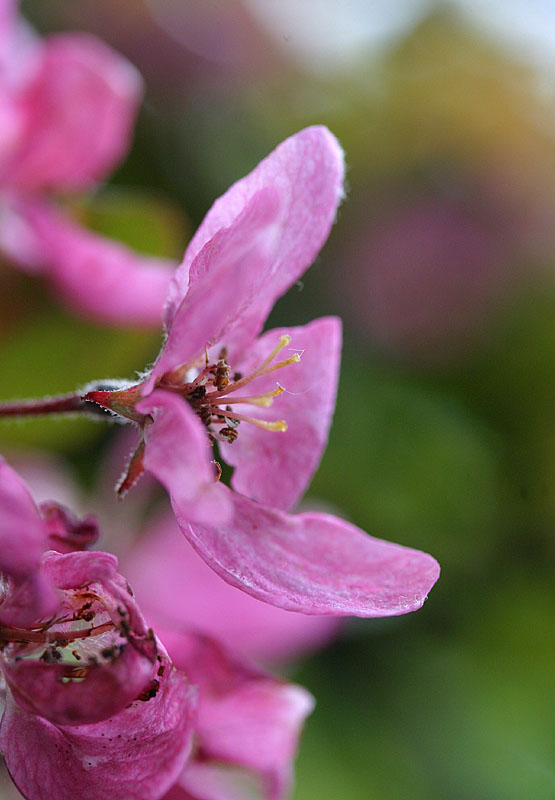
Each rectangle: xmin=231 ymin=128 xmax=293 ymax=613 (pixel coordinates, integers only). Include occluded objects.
xmin=161 ymin=334 xmax=300 ymax=444
xmin=0 ymin=588 xmax=127 ymax=671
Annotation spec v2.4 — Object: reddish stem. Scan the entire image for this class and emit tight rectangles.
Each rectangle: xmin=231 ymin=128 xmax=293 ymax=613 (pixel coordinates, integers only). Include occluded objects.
xmin=0 ymin=393 xmax=87 ymax=418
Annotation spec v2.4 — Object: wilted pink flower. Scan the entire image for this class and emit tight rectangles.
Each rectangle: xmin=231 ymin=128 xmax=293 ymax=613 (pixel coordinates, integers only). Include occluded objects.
xmin=0 ymin=456 xmax=315 ymax=800
xmin=86 ymin=126 xmax=440 ymax=618
xmin=0 ymin=457 xmax=196 ymax=799
xmin=0 ymin=0 xmax=174 ymax=325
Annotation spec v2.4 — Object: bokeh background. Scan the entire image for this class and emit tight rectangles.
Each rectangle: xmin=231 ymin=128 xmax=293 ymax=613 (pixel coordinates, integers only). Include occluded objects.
xmin=2 ymin=1 xmax=554 ymax=798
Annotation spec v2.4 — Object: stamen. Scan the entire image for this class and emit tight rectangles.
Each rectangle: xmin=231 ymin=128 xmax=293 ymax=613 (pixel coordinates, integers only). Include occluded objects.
xmin=0 ymin=620 xmax=115 ymax=645
xmin=255 ymin=334 xmax=292 ymax=372
xmin=207 ymin=386 xmax=284 ymax=408
xmin=210 ymin=341 xmax=300 ymax=399
xmin=213 ymin=408 xmax=287 ymax=432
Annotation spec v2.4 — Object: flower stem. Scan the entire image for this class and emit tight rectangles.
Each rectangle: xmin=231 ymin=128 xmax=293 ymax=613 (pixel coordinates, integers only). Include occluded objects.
xmin=0 ymin=393 xmax=88 ymax=418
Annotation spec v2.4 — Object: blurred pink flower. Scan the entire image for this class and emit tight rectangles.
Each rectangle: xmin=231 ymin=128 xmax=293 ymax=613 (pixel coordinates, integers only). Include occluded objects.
xmin=339 ymin=187 xmax=543 ymax=362
xmin=85 ymin=126 xmax=440 ymax=618
xmin=160 ymin=632 xmax=313 ymax=800
xmin=0 ymin=0 xmax=174 ymax=325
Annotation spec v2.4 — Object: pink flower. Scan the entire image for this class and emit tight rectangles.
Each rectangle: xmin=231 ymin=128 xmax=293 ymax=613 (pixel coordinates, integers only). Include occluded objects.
xmin=86 ymin=127 xmax=440 ymax=618
xmin=0 ymin=457 xmax=196 ymax=799
xmin=0 ymin=0 xmax=174 ymax=325
xmin=0 ymin=457 xmax=315 ymax=800
xmin=11 ymin=444 xmax=341 ymax=667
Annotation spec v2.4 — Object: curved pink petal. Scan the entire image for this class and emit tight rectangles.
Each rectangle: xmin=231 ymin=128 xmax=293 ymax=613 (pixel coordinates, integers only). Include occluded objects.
xmin=2 ymin=628 xmax=157 ymax=726
xmin=146 ymin=187 xmax=282 ymax=388
xmin=165 ymin=633 xmax=313 ymax=800
xmin=220 ymin=317 xmax=341 ymax=511
xmin=182 ymin=488 xmax=440 ymax=616
xmin=137 ymin=390 xmax=231 ymax=524
xmin=4 ymin=32 xmax=142 ymax=191
xmin=23 ymin=201 xmax=174 ymax=326
xmin=0 ymin=456 xmax=45 ymax=576
xmin=0 ymin=660 xmax=196 ymax=800
xmin=2 ymin=550 xmax=160 ymax=726
xmin=41 ymin=549 xmax=118 ymax=589
xmin=164 ymin=126 xmax=345 ymax=350
xmin=123 ymin=512 xmax=339 ymax=665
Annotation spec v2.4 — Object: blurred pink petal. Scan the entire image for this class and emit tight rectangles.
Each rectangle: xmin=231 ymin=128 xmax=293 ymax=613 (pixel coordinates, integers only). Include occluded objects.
xmin=0 ymin=456 xmax=46 ymax=576
xmin=221 ymin=318 xmax=341 ymax=510
xmin=123 ymin=512 xmax=339 ymax=665
xmin=182 ymin=488 xmax=440 ymax=616
xmin=24 ymin=201 xmax=175 ymax=326
xmin=163 ymin=632 xmax=313 ymax=800
xmin=40 ymin=501 xmax=99 ymax=553
xmin=4 ymin=32 xmax=142 ymax=192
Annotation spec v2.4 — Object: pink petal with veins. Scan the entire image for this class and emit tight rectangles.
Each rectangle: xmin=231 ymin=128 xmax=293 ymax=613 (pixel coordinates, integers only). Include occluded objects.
xmin=146 ymin=187 xmax=281 ymax=388
xmin=123 ymin=511 xmax=339 ymax=665
xmin=221 ymin=318 xmax=341 ymax=511
xmin=183 ymin=488 xmax=440 ymax=616
xmin=164 ymin=126 xmax=345 ymax=346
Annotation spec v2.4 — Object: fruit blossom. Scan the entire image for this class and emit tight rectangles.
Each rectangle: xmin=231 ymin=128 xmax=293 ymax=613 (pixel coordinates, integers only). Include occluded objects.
xmin=0 ymin=0 xmax=174 ymax=324
xmin=0 ymin=457 xmax=313 ymax=800
xmin=82 ymin=126 xmax=440 ymax=617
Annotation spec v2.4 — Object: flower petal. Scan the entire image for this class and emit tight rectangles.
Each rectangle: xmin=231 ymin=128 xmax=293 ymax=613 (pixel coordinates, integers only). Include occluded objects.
xmin=164 ymin=126 xmax=345 ymax=349
xmin=40 ymin=549 xmax=119 ymax=589
xmin=0 ymin=457 xmax=59 ymax=627
xmin=183 ymin=488 xmax=440 ymax=616
xmin=164 ymin=633 xmax=313 ymax=800
xmin=123 ymin=512 xmax=339 ymax=665
xmin=0 ymin=660 xmax=196 ymax=800
xmin=220 ymin=317 xmax=341 ymax=511
xmin=137 ymin=390 xmax=231 ymax=524
xmin=22 ymin=201 xmax=174 ymax=326
xmin=4 ymin=32 xmax=142 ymax=191
xmin=146 ymin=186 xmax=282 ymax=387
xmin=39 ymin=501 xmax=99 ymax=553
xmin=0 ymin=456 xmax=45 ymax=576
